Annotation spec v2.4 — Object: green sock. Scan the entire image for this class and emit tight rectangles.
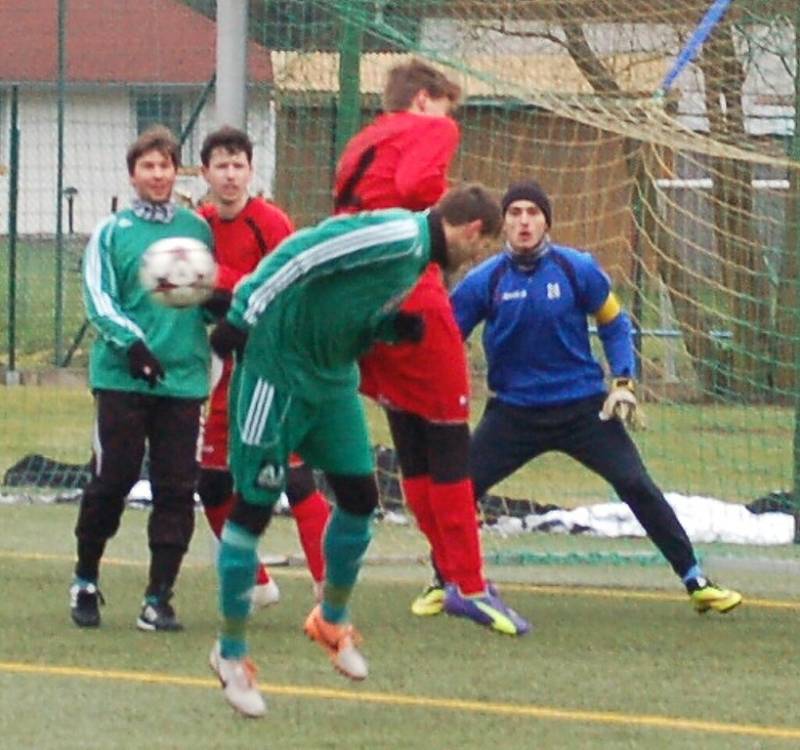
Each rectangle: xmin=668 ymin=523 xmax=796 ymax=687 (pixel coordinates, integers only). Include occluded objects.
xmin=321 ymin=506 xmax=373 ymax=624
xmin=217 ymin=521 xmax=259 ymax=659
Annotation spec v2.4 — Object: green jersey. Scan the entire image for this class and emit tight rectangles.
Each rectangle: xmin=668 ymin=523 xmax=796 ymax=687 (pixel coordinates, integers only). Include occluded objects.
xmin=83 ymin=205 xmax=213 ymax=399
xmin=227 ymin=209 xmax=431 ymax=399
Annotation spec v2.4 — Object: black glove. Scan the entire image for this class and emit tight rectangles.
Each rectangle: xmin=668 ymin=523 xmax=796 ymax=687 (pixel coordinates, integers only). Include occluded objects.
xmin=202 ymin=289 xmax=232 ymax=319
xmin=209 ymin=319 xmax=248 ymax=359
xmin=127 ymin=341 xmax=165 ymax=388
xmin=393 ymin=311 xmax=425 ymax=344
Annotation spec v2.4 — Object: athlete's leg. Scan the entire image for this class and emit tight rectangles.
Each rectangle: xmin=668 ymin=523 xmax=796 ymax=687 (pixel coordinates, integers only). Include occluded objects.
xmin=286 ymin=460 xmax=330 ymax=587
xmin=71 ymin=390 xmax=146 ymax=627
xmin=199 ymin=358 xmax=275 ymax=591
xmin=300 ymin=391 xmax=375 ymax=626
xmin=146 ymin=396 xmax=202 ymax=599
xmin=75 ymin=391 xmax=147 ymax=584
xmin=557 ymin=397 xmax=697 ymax=578
xmin=386 ymin=409 xmax=452 ymax=584
xmin=298 ymin=391 xmax=374 ymax=680
xmin=217 ymin=368 xmax=290 ymax=660
xmin=426 ymin=421 xmax=485 ymax=595
xmin=470 ymin=398 xmax=546 ymax=499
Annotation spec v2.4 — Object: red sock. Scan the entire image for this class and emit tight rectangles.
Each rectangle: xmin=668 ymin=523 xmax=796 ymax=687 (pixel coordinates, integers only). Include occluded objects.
xmin=402 ymin=475 xmax=453 ymax=582
xmin=428 ymin=478 xmax=485 ymax=595
xmin=203 ymin=494 xmax=235 ymax=539
xmin=255 ymin=559 xmax=271 ymax=585
xmin=291 ymin=490 xmax=330 ymax=583
xmin=206 ymin=494 xmax=271 ymax=584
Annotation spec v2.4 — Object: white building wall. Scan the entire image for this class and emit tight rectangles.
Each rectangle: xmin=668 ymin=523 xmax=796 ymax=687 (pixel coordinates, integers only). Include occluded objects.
xmin=0 ymin=87 xmax=278 ymax=235
xmin=0 ymin=88 xmax=132 ymax=235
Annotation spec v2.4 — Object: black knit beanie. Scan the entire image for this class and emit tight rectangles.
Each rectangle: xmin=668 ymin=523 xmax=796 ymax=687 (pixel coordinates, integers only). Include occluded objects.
xmin=501 ymin=181 xmax=552 ymax=227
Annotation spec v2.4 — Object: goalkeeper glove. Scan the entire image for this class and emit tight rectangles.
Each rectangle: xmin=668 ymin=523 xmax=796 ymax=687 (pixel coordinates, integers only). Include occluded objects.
xmin=392 ymin=311 xmax=425 ymax=344
xmin=209 ymin=319 xmax=248 ymax=360
xmin=599 ymin=377 xmax=645 ymax=430
xmin=127 ymin=341 xmax=165 ymax=388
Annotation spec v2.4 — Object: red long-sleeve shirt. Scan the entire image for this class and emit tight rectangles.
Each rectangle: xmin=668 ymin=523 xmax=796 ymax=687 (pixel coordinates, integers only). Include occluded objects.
xmin=200 ymin=197 xmax=294 ymax=291
xmin=334 ymin=111 xmax=460 ymax=213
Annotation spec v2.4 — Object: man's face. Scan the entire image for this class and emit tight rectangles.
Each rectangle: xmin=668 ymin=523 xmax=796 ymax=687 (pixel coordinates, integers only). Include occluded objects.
xmin=504 ymin=199 xmax=548 ymax=254
xmin=130 ymin=148 xmax=176 ymax=203
xmin=201 ymin=147 xmax=252 ymax=206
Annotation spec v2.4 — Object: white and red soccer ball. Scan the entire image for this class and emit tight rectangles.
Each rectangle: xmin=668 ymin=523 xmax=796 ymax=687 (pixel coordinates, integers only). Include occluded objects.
xmin=139 ymin=237 xmax=216 ymax=308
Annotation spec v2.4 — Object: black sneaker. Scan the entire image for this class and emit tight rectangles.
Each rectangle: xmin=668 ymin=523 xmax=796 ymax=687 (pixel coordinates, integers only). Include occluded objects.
xmin=136 ymin=591 xmax=183 ymax=632
xmin=69 ymin=582 xmax=104 ymax=628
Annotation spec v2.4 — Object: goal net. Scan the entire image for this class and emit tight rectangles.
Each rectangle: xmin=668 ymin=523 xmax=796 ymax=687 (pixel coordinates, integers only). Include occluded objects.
xmin=0 ymin=1 xmax=798 ymax=566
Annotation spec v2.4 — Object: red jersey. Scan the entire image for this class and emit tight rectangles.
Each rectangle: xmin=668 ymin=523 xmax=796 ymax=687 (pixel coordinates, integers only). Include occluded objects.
xmin=200 ymin=197 xmax=294 ymax=292
xmin=334 ymin=111 xmax=468 ymax=422
xmin=200 ymin=197 xmax=294 ymax=469
xmin=334 ymin=111 xmax=459 ymax=213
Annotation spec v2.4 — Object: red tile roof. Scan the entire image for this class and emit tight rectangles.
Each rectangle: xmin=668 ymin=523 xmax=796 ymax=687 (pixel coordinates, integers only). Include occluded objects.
xmin=0 ymin=0 xmax=272 ymax=84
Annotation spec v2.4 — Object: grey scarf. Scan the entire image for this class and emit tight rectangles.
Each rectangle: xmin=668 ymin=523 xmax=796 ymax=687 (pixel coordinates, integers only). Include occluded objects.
xmin=132 ymin=199 xmax=176 ymax=224
xmin=506 ymin=235 xmax=550 ymax=271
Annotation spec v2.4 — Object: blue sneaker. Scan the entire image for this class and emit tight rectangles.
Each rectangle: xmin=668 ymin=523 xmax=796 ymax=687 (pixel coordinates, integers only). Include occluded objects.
xmin=443 ymin=583 xmax=531 ymax=636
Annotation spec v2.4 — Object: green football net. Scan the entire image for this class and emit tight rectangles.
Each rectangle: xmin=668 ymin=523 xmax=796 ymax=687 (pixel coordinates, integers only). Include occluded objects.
xmin=0 ymin=1 xmax=798 ymax=570
xmin=260 ymin=1 xmax=800 ymax=522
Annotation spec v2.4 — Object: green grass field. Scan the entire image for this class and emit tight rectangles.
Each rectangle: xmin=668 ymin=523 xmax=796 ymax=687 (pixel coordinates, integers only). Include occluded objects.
xmin=0 ymin=384 xmax=793 ymax=507
xmin=0 ymin=504 xmax=799 ymax=749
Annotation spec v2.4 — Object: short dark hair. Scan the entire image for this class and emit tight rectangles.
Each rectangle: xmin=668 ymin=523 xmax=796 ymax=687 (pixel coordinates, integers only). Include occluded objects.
xmin=382 ymin=59 xmax=462 ymax=112
xmin=126 ymin=125 xmax=180 ymax=176
xmin=437 ymin=184 xmax=502 ymax=238
xmin=200 ymin=125 xmax=254 ymax=167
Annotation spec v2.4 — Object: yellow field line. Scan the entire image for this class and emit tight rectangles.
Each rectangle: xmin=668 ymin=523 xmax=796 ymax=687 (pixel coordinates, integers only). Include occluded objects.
xmin=0 ymin=660 xmax=798 ymax=741
xmin=1 ymin=548 xmax=799 ymax=610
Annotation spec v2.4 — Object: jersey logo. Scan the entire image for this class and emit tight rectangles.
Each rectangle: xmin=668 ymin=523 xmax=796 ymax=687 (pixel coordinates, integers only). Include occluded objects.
xmin=547 ymin=282 xmax=561 ymax=300
xmin=501 ymin=290 xmax=527 ymax=301
xmin=256 ymin=462 xmax=285 ymax=490
xmin=117 ymin=218 xmax=132 ymax=228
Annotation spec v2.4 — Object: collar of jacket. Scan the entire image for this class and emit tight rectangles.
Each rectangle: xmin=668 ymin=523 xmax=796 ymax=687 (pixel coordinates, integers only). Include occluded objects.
xmin=504 ymin=236 xmax=551 ymax=273
xmin=427 ymin=209 xmax=447 ymax=268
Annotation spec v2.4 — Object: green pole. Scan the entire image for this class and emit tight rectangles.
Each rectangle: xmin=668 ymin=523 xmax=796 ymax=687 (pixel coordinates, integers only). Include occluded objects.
xmin=180 ymin=74 xmax=216 ymax=147
xmin=335 ymin=3 xmax=363 ymax=160
xmin=791 ymin=4 xmax=800 ymax=530
xmin=7 ymin=86 xmax=20 ymax=381
xmin=54 ymin=0 xmax=66 ymax=365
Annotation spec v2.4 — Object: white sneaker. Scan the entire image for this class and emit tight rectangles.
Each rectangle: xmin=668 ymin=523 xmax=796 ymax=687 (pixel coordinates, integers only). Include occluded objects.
xmin=251 ymin=578 xmax=280 ymax=609
xmin=303 ymin=605 xmax=368 ymax=681
xmin=209 ymin=642 xmax=266 ymax=718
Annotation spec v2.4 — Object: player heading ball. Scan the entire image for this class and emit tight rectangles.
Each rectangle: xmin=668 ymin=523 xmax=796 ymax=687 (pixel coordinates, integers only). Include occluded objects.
xmin=207 ymin=183 xmax=501 ymax=717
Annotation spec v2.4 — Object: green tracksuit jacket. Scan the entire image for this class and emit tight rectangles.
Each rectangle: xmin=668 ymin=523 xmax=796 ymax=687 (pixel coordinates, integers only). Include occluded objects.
xmin=82 ymin=206 xmax=213 ymax=399
xmin=227 ymin=208 xmax=432 ymax=401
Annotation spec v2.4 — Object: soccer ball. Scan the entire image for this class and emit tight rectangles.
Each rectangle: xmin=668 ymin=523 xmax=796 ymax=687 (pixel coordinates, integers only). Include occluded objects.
xmin=139 ymin=237 xmax=216 ymax=308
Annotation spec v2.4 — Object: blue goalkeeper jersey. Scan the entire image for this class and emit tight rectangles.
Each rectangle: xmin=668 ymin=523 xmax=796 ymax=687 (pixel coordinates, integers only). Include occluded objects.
xmin=451 ymin=244 xmax=634 ymax=407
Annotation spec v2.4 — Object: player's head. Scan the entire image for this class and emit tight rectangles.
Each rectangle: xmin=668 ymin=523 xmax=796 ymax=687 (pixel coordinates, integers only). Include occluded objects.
xmin=126 ymin=125 xmax=180 ymax=204
xmin=383 ymin=59 xmax=461 ymax=117
xmin=501 ymin=181 xmax=552 ymax=254
xmin=200 ymin=126 xmax=254 ymax=210
xmin=436 ymin=184 xmax=503 ymax=270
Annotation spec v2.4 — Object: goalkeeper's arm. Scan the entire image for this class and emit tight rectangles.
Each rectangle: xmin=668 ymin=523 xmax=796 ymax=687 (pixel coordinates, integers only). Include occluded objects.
xmin=594 ymin=293 xmax=643 ymax=429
